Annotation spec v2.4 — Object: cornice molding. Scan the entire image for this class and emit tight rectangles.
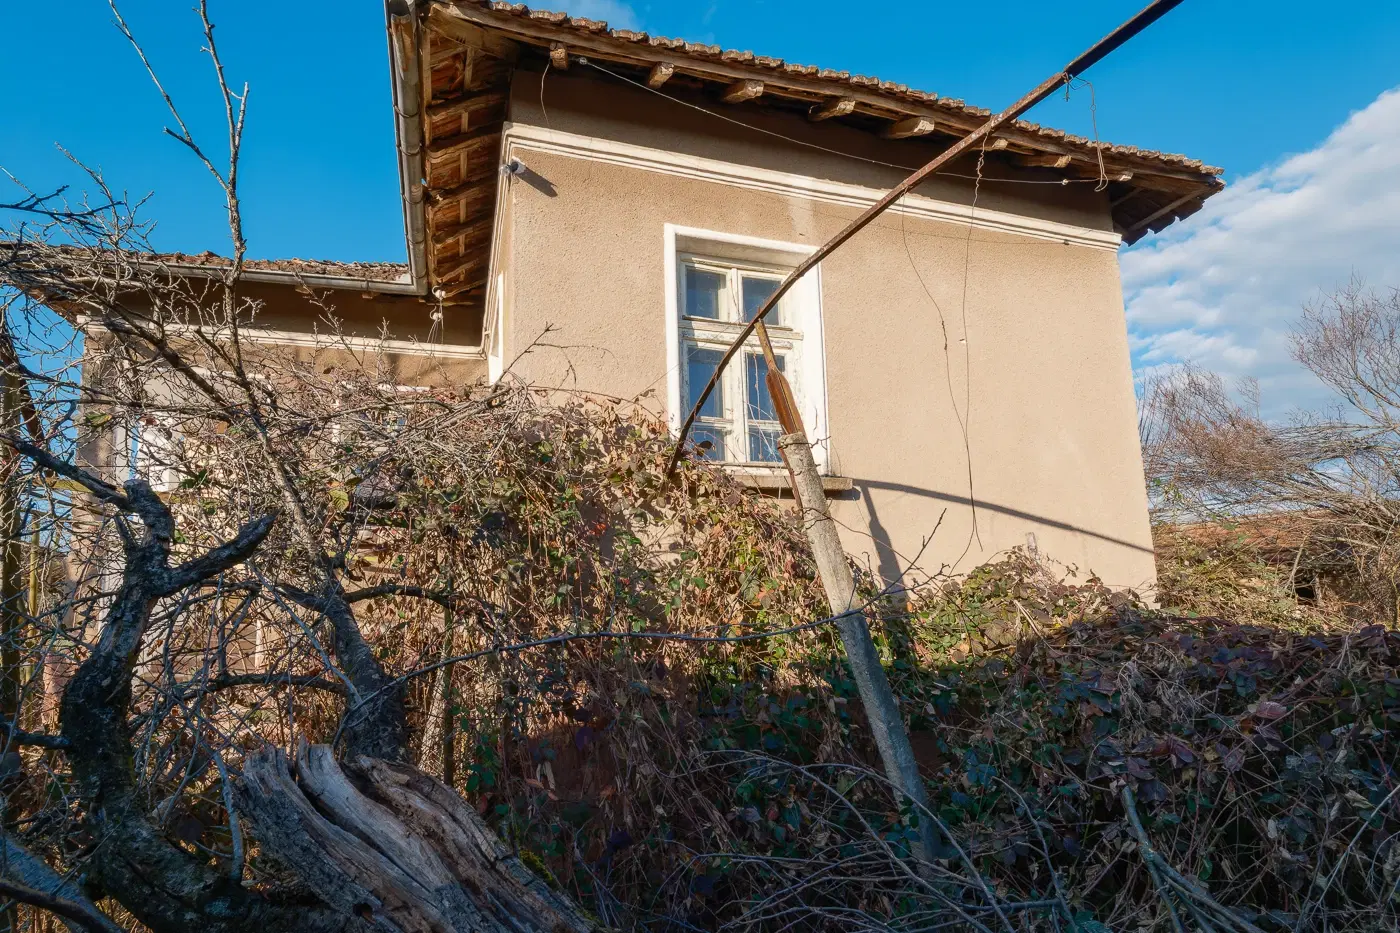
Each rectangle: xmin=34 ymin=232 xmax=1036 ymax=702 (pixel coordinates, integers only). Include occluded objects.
xmin=503 ymin=123 xmax=1124 ymax=253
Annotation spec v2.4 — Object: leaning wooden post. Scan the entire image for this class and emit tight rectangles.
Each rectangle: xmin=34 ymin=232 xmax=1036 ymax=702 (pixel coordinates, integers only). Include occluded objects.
xmin=750 ymin=321 xmax=936 ymax=865
xmin=777 ymin=431 xmax=936 ymax=865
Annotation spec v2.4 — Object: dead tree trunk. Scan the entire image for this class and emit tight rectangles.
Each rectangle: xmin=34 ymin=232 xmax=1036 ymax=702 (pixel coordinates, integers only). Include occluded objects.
xmin=239 ymin=743 xmax=596 ymax=933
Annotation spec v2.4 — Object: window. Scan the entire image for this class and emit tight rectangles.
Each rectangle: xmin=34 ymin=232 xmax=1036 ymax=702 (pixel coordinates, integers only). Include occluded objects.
xmin=131 ymin=415 xmax=185 ymax=494
xmin=331 ymin=383 xmax=430 ymax=453
xmin=487 ymin=272 xmax=506 ymax=384
xmin=665 ymin=226 xmax=828 ymax=470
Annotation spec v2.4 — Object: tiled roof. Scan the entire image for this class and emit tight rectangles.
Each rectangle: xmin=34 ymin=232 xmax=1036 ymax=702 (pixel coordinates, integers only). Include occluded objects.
xmin=149 ymin=251 xmax=410 ymax=283
xmin=460 ymin=1 xmax=1222 ymax=179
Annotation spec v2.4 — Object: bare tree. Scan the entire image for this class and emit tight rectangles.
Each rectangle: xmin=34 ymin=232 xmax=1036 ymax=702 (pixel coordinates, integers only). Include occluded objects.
xmin=1142 ymin=282 xmax=1400 ymax=618
xmin=0 ymin=5 xmax=609 ymax=929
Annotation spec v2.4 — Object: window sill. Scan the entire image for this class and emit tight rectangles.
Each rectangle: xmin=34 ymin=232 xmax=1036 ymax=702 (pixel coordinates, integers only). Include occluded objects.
xmin=731 ymin=469 xmax=855 ymax=497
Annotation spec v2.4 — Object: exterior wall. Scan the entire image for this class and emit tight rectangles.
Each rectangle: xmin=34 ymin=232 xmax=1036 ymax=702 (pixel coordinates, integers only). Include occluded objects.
xmin=113 ymin=280 xmax=489 ymax=387
xmin=492 ymin=69 xmax=1156 ymax=590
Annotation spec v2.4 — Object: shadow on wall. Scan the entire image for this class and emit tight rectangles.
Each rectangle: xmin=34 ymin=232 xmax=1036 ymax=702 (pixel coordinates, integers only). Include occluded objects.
xmin=851 ymin=478 xmax=1156 ymax=589
xmin=508 ymin=160 xmax=558 ymax=198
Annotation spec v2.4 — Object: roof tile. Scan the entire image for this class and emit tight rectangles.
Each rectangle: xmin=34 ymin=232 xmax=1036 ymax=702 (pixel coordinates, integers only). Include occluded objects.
xmin=452 ymin=0 xmax=1224 ymax=178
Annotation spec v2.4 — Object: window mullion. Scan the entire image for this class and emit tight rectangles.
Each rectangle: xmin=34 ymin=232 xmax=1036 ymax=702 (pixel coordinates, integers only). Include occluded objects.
xmin=734 ymin=346 xmax=749 ymax=462
xmin=739 ymin=343 xmax=750 ymax=459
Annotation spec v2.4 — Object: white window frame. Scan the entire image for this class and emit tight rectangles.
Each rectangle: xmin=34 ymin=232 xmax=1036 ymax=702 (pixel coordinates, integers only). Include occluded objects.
xmin=663 ymin=224 xmax=829 ymax=473
xmin=131 ymin=414 xmax=184 ymax=494
xmin=486 ymin=271 xmax=506 ymax=384
xmin=329 ymin=382 xmax=431 ymax=451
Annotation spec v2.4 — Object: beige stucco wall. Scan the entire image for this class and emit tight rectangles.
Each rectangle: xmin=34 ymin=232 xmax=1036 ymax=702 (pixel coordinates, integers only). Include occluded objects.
xmin=493 ymin=69 xmax=1155 ymax=590
xmin=119 ymin=280 xmax=489 ymax=387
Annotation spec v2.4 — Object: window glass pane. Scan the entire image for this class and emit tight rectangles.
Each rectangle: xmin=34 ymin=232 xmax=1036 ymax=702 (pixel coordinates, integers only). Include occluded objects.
xmin=745 ymin=352 xmax=785 ymax=424
xmin=748 ymin=427 xmax=782 ymax=463
xmin=692 ymin=426 xmax=726 ymax=460
xmin=741 ymin=275 xmax=781 ymax=324
xmin=684 ymin=265 xmax=725 ymax=319
xmin=686 ymin=345 xmax=725 ymax=420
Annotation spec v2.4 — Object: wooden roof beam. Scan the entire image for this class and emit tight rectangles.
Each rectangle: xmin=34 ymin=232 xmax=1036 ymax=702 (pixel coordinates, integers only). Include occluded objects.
xmin=883 ymin=116 xmax=936 ymax=139
xmin=1126 ymin=190 xmax=1202 ymax=234
xmin=430 ymin=216 xmax=494 ymax=250
xmin=424 ymin=125 xmax=501 ymax=163
xmin=1017 ymin=153 xmax=1074 ymax=169
xmin=1014 ymin=151 xmax=1139 ymax=185
xmin=647 ymin=62 xmax=674 ymax=88
xmin=425 ymin=11 xmax=522 ymax=63
xmin=431 ymin=252 xmax=490 ymax=285
xmin=426 ymin=7 xmax=1224 ymax=191
xmin=809 ymin=98 xmax=856 ymax=122
xmin=549 ymin=42 xmax=569 ymax=70
xmin=425 ymin=90 xmax=509 ymax=122
xmin=722 ymin=79 xmax=764 ymax=104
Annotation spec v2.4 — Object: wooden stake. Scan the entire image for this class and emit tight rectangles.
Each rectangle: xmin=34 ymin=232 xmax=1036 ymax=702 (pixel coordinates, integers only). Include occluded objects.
xmin=777 ymin=433 xmax=936 ymax=868
xmin=750 ymin=321 xmax=935 ymax=867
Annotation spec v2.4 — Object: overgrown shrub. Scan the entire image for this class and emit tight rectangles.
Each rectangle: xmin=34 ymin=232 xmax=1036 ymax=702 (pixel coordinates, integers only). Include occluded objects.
xmin=361 ymin=392 xmax=1399 ymax=932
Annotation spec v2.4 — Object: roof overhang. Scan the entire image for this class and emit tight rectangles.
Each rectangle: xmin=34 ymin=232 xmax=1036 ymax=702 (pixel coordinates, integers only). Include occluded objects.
xmin=391 ymin=1 xmax=1225 ymax=315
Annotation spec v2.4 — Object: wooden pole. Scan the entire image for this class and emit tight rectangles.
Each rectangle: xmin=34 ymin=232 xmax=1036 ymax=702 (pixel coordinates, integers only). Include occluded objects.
xmin=777 ymin=432 xmax=937 ymax=865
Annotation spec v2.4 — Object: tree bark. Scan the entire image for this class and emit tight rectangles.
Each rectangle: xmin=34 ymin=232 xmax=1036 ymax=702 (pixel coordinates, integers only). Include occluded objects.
xmin=239 ymin=744 xmax=596 ymax=933
xmin=0 ymin=829 xmax=123 ymax=933
xmin=1 ymin=371 xmax=25 ymax=728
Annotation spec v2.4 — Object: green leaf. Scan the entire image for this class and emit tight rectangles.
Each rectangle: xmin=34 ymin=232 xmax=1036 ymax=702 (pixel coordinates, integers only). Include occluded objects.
xmin=328 ymin=487 xmax=350 ymax=512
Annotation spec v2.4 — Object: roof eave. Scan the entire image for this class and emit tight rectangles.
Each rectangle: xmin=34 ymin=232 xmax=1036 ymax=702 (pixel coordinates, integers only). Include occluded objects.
xmin=427 ymin=0 xmax=1224 ymax=244
xmin=387 ymin=0 xmax=431 ymax=296
xmin=144 ymin=260 xmax=423 ymax=294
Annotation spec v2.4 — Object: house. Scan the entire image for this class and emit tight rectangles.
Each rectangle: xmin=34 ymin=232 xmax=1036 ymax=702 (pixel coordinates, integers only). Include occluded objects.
xmin=88 ymin=1 xmax=1227 ymax=589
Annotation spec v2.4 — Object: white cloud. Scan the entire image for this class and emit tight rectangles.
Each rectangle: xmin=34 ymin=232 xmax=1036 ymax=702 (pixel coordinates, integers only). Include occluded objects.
xmin=1122 ymin=86 xmax=1400 ymax=417
xmin=548 ymin=0 xmax=639 ymax=30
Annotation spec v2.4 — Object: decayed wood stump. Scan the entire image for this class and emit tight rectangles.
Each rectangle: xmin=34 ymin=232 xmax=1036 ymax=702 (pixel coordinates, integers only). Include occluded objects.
xmin=238 ymin=743 xmax=595 ymax=933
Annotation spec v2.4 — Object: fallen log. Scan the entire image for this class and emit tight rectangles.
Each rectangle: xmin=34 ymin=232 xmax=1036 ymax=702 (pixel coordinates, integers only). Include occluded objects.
xmin=238 ymin=742 xmax=595 ymax=933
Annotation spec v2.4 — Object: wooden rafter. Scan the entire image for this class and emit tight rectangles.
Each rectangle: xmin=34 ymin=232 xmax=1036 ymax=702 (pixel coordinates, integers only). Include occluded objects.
xmin=809 ymin=98 xmax=855 ymax=121
xmin=647 ymin=62 xmax=674 ymax=88
xmin=431 ymin=251 xmax=490 ymax=285
xmin=722 ymin=79 xmax=764 ymax=104
xmin=431 ymin=216 xmax=494 ymax=251
xmin=1017 ymin=153 xmax=1075 ymax=169
xmin=549 ymin=42 xmax=569 ymax=70
xmin=883 ymin=116 xmax=936 ymax=139
xmin=425 ymin=125 xmax=501 ymax=164
xmin=1126 ymin=190 xmax=1202 ymax=233
xmin=426 ymin=89 xmax=509 ymax=121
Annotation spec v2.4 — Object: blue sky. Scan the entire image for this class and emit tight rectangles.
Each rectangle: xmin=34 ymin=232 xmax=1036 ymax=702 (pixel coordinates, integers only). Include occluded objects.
xmin=3 ymin=1 xmax=1399 ymax=411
